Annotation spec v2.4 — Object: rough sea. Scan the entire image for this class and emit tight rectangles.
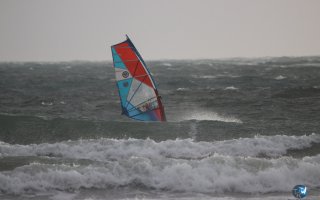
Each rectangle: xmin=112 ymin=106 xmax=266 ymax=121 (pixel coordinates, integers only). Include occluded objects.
xmin=0 ymin=57 xmax=320 ymax=200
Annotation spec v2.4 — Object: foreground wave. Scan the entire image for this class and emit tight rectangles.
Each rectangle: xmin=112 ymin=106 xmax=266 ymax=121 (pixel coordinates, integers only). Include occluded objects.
xmin=0 ymin=154 xmax=319 ymax=194
xmin=0 ymin=134 xmax=320 ymax=195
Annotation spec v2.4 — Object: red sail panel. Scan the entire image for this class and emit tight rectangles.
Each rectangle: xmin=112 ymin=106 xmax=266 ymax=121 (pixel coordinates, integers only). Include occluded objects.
xmin=155 ymin=90 xmax=166 ymax=121
xmin=113 ymin=42 xmax=153 ymax=88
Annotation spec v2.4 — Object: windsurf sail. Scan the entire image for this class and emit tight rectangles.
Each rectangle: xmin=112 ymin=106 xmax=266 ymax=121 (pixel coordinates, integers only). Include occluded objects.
xmin=111 ymin=35 xmax=166 ymax=122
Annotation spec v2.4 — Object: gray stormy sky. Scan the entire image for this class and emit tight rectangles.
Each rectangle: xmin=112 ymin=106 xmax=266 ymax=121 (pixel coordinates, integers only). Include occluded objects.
xmin=0 ymin=0 xmax=320 ymax=61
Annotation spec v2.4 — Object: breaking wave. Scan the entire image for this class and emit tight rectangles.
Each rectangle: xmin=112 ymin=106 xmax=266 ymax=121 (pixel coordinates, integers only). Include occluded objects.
xmin=224 ymin=86 xmax=238 ymax=90
xmin=0 ymin=154 xmax=319 ymax=194
xmin=180 ymin=111 xmax=242 ymax=123
xmin=0 ymin=134 xmax=320 ymax=194
xmin=1 ymin=134 xmax=319 ymax=161
xmin=275 ymin=75 xmax=286 ymax=80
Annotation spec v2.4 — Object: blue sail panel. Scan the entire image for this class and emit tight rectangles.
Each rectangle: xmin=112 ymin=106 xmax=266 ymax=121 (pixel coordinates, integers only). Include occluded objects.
xmin=125 ymin=102 xmax=143 ymax=117
xmin=111 ymin=47 xmax=126 ymax=69
xmin=117 ymin=78 xmax=133 ymax=110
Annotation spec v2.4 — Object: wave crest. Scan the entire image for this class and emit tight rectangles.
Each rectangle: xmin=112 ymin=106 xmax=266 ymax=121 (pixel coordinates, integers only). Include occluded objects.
xmin=1 ymin=134 xmax=320 ymax=194
xmin=0 ymin=154 xmax=319 ymax=194
xmin=1 ymin=134 xmax=319 ymax=161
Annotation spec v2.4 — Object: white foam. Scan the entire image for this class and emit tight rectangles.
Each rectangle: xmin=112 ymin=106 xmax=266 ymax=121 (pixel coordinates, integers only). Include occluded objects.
xmin=193 ymin=75 xmax=239 ymax=79
xmin=1 ymin=134 xmax=320 ymax=195
xmin=200 ymin=75 xmax=216 ymax=79
xmin=1 ymin=134 xmax=319 ymax=161
xmin=180 ymin=111 xmax=242 ymax=123
xmin=176 ymin=88 xmax=190 ymax=91
xmin=0 ymin=154 xmax=319 ymax=195
xmin=41 ymin=101 xmax=53 ymax=106
xmin=275 ymin=75 xmax=286 ymax=80
xmin=162 ymin=63 xmax=172 ymax=67
xmin=224 ymin=86 xmax=238 ymax=90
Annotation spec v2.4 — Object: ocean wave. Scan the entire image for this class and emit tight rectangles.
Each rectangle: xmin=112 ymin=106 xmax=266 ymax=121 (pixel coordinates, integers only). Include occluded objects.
xmin=275 ymin=75 xmax=286 ymax=80
xmin=1 ymin=134 xmax=319 ymax=161
xmin=161 ymin=63 xmax=172 ymax=67
xmin=192 ymin=75 xmax=240 ymax=79
xmin=179 ymin=111 xmax=242 ymax=123
xmin=224 ymin=86 xmax=238 ymax=90
xmin=198 ymin=75 xmax=216 ymax=79
xmin=176 ymin=88 xmax=190 ymax=91
xmin=41 ymin=101 xmax=54 ymax=106
xmin=0 ymin=154 xmax=319 ymax=195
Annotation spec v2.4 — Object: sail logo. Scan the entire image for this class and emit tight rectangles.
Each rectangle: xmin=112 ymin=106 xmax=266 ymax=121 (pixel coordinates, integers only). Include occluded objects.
xmin=292 ymin=185 xmax=308 ymax=199
xmin=122 ymin=71 xmax=129 ymax=78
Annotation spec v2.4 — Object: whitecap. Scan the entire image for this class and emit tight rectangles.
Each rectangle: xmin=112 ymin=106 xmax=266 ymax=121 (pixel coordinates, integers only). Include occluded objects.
xmin=183 ymin=111 xmax=241 ymax=123
xmin=1 ymin=133 xmax=320 ymax=194
xmin=2 ymin=133 xmax=319 ymax=160
xmin=0 ymin=153 xmax=319 ymax=194
xmin=200 ymin=75 xmax=216 ymax=79
xmin=224 ymin=86 xmax=238 ymax=90
xmin=41 ymin=101 xmax=53 ymax=106
xmin=176 ymin=88 xmax=190 ymax=91
xmin=162 ymin=63 xmax=172 ymax=66
xmin=275 ymin=75 xmax=286 ymax=80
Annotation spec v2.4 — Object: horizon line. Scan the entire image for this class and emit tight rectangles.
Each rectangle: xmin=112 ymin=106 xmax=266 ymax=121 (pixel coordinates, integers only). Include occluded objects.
xmin=1 ymin=54 xmax=320 ymax=63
